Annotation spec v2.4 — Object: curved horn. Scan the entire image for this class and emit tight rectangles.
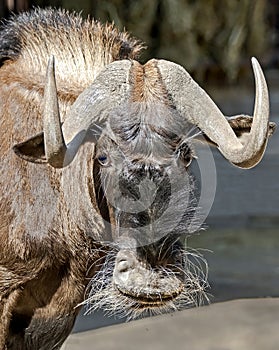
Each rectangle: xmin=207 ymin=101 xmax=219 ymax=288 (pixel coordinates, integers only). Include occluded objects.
xmin=61 ymin=60 xmax=133 ymax=145
xmin=156 ymin=57 xmax=270 ymax=168
xmin=43 ymin=57 xmax=133 ymax=168
xmin=43 ymin=56 xmax=67 ymax=168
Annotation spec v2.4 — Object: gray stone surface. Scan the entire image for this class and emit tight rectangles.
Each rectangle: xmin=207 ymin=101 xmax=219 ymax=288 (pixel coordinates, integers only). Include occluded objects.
xmin=63 ymin=298 xmax=279 ymax=350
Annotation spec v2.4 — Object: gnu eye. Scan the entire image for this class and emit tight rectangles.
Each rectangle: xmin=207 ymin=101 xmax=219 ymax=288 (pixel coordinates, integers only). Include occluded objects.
xmin=97 ymin=154 xmax=110 ymax=166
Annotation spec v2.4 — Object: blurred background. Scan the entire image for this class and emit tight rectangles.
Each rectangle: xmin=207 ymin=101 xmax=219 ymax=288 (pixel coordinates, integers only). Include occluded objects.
xmin=1 ymin=0 xmax=279 ymax=84
xmin=1 ymin=0 xmax=279 ymax=332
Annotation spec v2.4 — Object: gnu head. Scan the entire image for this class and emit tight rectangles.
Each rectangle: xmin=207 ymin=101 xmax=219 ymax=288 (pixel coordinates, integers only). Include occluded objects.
xmin=2 ymin=8 xmax=275 ymax=348
xmin=13 ymin=54 xmax=275 ymax=317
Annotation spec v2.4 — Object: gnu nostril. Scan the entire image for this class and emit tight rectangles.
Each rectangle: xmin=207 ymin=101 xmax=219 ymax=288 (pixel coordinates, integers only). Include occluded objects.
xmin=117 ymin=260 xmax=130 ymax=273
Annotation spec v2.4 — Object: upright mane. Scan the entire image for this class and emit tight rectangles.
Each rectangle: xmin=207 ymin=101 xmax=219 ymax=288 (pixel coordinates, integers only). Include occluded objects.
xmin=0 ymin=8 xmax=143 ymax=98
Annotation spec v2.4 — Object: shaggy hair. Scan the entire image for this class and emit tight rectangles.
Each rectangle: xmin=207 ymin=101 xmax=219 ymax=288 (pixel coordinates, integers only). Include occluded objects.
xmin=0 ymin=8 xmax=143 ymax=99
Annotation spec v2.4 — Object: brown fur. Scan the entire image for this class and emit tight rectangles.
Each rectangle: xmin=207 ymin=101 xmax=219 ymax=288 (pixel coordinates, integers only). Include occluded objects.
xmin=0 ymin=8 xmax=143 ymax=349
xmin=129 ymin=60 xmax=170 ymax=104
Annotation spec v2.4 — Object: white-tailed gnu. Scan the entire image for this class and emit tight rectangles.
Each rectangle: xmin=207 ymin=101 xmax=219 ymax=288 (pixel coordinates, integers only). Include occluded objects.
xmin=1 ymin=8 xmax=276 ymax=350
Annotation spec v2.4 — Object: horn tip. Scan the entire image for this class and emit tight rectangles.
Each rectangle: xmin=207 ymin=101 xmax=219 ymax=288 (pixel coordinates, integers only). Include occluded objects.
xmin=49 ymin=54 xmax=55 ymax=63
xmin=47 ymin=55 xmax=55 ymax=71
xmin=251 ymin=57 xmax=260 ymax=70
